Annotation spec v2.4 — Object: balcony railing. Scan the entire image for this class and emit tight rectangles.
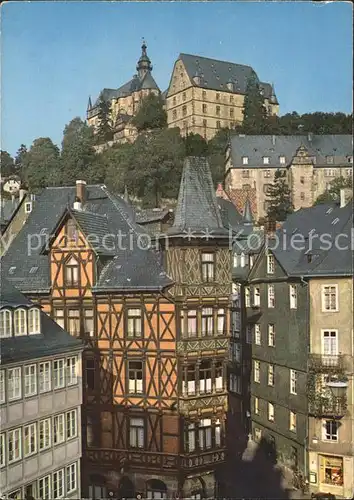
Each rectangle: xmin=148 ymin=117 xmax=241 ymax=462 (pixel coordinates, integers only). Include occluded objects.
xmin=176 ymin=337 xmax=228 ymax=354
xmin=309 ymin=354 xmax=346 ymax=372
xmin=309 ymin=395 xmax=347 ymax=418
xmin=179 ymin=393 xmax=227 ymax=413
xmin=181 ymin=449 xmax=225 ymax=469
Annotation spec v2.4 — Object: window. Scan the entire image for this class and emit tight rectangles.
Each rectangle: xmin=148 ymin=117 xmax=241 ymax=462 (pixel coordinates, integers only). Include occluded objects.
xmin=8 ymin=428 xmax=21 ymax=463
xmin=347 ymin=156 xmax=353 ymax=164
xmin=53 ymin=469 xmax=65 ymax=499
xmin=230 ymin=108 xmax=234 ymax=118
xmin=264 ymin=169 xmax=271 ymax=178
xmin=199 ymin=418 xmax=212 ymax=450
xmin=322 ymin=330 xmax=338 ymax=356
xmin=39 ymin=418 xmax=51 ymax=450
xmin=25 ymin=201 xmax=32 ymax=213
xmin=254 ymin=428 xmax=262 ymax=442
xmin=253 ymin=287 xmax=260 ymax=307
xmin=242 ymin=156 xmax=249 ymax=165
xmin=215 ymin=419 xmax=221 ymax=446
xmin=216 ymin=92 xmax=220 ymax=100
xmin=246 ymin=325 xmax=252 ymax=344
xmin=8 ymin=367 xmax=22 ymax=401
xmin=199 ymin=361 xmax=212 ymax=394
xmin=202 ymin=91 xmax=207 ymax=100
xmin=268 ymin=365 xmax=275 ymax=386
xmin=53 ymin=414 xmax=65 ymax=445
xmin=254 ymin=361 xmax=260 ymax=383
xmin=263 ymin=157 xmax=270 ymax=165
xmin=322 ymin=285 xmax=338 ymax=312
xmin=85 ymin=358 xmax=95 ymax=390
xmin=127 ymin=308 xmax=142 ymax=337
xmin=323 ymin=456 xmax=343 ymax=486
xmin=182 ymin=105 xmax=187 ymax=117
xmin=203 ymin=119 xmax=207 ymax=128
xmin=66 ymin=356 xmax=78 ymax=386
xmin=229 ymin=373 xmax=240 ymax=393
xmin=230 ymin=95 xmax=234 ymax=103
xmin=346 ymin=168 xmax=352 ymax=176
xmin=172 ymin=110 xmax=177 ymax=120
xmin=268 ymin=284 xmax=275 ymax=308
xmin=254 ymin=397 xmax=259 ymax=415
xmin=66 ymin=409 xmax=77 ymax=439
xmin=242 ymin=169 xmax=250 ymax=178
xmin=129 ymin=417 xmax=144 ymax=448
xmin=39 ymin=475 xmax=51 ymax=500
xmin=66 ymin=462 xmax=77 ymax=494
xmin=325 ymin=168 xmax=335 ymax=177
xmin=201 ymin=252 xmax=215 ymax=282
xmin=201 ymin=307 xmax=213 ymax=336
xmin=216 ymin=105 xmax=220 ymax=116
xmin=231 ymin=342 xmax=241 ymax=363
xmin=84 ymin=309 xmax=94 ymax=336
xmin=240 ymin=252 xmax=246 ymax=267
xmin=279 ymin=156 xmax=286 ymax=164
xmin=249 ymin=254 xmax=255 ymax=268
xmin=326 ymin=156 xmax=334 ymax=164
xmin=217 ymin=308 xmax=225 ymax=335
xmin=215 ymin=362 xmax=223 ymax=391
xmin=186 ymin=423 xmax=196 ymax=452
xmin=268 ymin=403 xmax=275 ymax=422
xmin=202 ymin=104 xmax=207 ymax=113
xmin=28 ymin=308 xmax=40 ymax=334
xmin=128 ymin=361 xmax=143 ymax=394
xmin=187 ymin=310 xmax=197 ymax=337
xmin=0 ymin=433 xmax=5 ymax=467
xmin=255 ymin=324 xmax=261 ymax=345
xmin=300 ymin=192 xmax=305 ymax=201
xmin=53 ymin=309 xmax=65 ymax=329
xmin=14 ymin=308 xmax=27 ymax=336
xmin=0 ymin=309 xmax=12 ymax=337
xmin=290 ymin=370 xmax=297 ymax=395
xmin=216 ymin=120 xmax=221 ymax=129
xmin=65 ymin=256 xmax=79 ymax=286
xmin=231 ymin=311 xmax=240 ymax=336
xmin=0 ymin=371 xmax=4 ymax=403
xmin=290 ymin=411 xmax=297 ymax=432
xmin=267 ymin=254 xmax=275 ymax=274
xmin=185 ymin=365 xmax=196 ymax=396
xmin=24 ymin=364 xmax=37 ymax=396
xmin=53 ymin=359 xmax=65 ymax=389
xmin=323 ymin=420 xmax=338 ymax=441
xmin=24 ymin=423 xmax=37 ymax=456
xmin=288 ymin=284 xmax=297 ymax=309
xmin=39 ymin=362 xmax=51 ymax=393
xmin=245 ymin=287 xmax=251 ymax=307
xmin=268 ymin=324 xmax=275 ymax=347
xmin=68 ymin=309 xmax=80 ymax=336
xmin=300 ymin=176 xmax=305 ymax=184
xmin=182 ymin=92 xmax=186 ymax=101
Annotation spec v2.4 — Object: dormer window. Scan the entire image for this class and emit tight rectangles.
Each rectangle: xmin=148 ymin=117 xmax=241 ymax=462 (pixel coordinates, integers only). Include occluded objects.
xmin=25 ymin=202 xmax=32 ymax=214
xmin=0 ymin=309 xmax=12 ymax=338
xmin=242 ymin=156 xmax=249 ymax=165
xmin=347 ymin=156 xmax=353 ymax=163
xmin=14 ymin=308 xmax=27 ymax=336
xmin=28 ymin=308 xmax=41 ymax=334
xmin=65 ymin=256 xmax=79 ymax=287
xmin=240 ymin=253 xmax=246 ymax=268
xmin=279 ymin=156 xmax=286 ymax=165
xmin=263 ymin=157 xmax=270 ymax=165
xmin=326 ymin=156 xmax=334 ymax=164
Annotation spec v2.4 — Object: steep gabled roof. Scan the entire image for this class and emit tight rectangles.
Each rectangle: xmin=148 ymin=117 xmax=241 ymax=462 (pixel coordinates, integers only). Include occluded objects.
xmin=179 ymin=53 xmax=274 ymax=99
xmin=168 ymin=156 xmax=229 ymax=238
xmin=140 ymin=71 xmax=159 ymax=91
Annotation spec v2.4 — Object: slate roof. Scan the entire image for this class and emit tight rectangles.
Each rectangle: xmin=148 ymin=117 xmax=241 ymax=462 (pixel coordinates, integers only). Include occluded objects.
xmin=217 ymin=198 xmax=243 ymax=230
xmin=136 ymin=208 xmax=172 ymax=224
xmin=179 ymin=53 xmax=275 ymax=100
xmin=1 ymin=184 xmax=173 ymax=293
xmin=0 ymin=198 xmax=19 ymax=227
xmin=0 ymin=276 xmax=83 ymax=364
xmin=168 ymin=157 xmax=229 ymax=238
xmin=229 ymin=134 xmax=353 ymax=167
xmin=271 ymin=202 xmax=353 ymax=277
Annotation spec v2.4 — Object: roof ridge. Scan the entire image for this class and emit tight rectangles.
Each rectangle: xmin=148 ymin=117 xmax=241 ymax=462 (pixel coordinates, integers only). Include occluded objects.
xmin=179 ymin=52 xmax=254 ymax=71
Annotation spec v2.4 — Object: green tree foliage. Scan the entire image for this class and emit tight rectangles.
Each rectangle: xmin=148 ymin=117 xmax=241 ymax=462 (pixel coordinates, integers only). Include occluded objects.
xmin=0 ymin=151 xmax=15 ymax=177
xmin=266 ymin=169 xmax=293 ymax=221
xmin=14 ymin=144 xmax=28 ymax=176
xmin=61 ymin=118 xmax=99 ymax=184
xmin=96 ymin=98 xmax=114 ymax=144
xmin=105 ymin=128 xmax=184 ymax=207
xmin=207 ymin=128 xmax=230 ymax=185
xmin=240 ymin=73 xmax=268 ymax=134
xmin=22 ymin=138 xmax=61 ymax=190
xmin=314 ymin=175 xmax=353 ymax=205
xmin=185 ymin=133 xmax=208 ymax=156
xmin=132 ymin=93 xmax=167 ymax=132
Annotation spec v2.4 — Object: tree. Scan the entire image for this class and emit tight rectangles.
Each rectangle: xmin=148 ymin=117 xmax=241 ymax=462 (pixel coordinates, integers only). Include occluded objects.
xmin=241 ymin=73 xmax=268 ymax=134
xmin=207 ymin=128 xmax=230 ymax=185
xmin=14 ymin=144 xmax=28 ymax=176
xmin=22 ymin=138 xmax=61 ymax=190
xmin=314 ymin=176 xmax=353 ymax=205
xmin=61 ymin=117 xmax=98 ymax=184
xmin=96 ymin=98 xmax=114 ymax=144
xmin=0 ymin=151 xmax=15 ymax=177
xmin=266 ymin=169 xmax=293 ymax=221
xmin=132 ymin=93 xmax=167 ymax=132
xmin=184 ymin=133 xmax=208 ymax=156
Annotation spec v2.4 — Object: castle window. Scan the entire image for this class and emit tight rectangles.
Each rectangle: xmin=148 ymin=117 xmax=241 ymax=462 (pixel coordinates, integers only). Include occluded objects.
xmin=242 ymin=156 xmax=249 ymax=165
xmin=14 ymin=308 xmax=27 ymax=336
xmin=300 ymin=176 xmax=305 ymax=184
xmin=0 ymin=371 xmax=4 ymax=404
xmin=245 ymin=287 xmax=251 ymax=307
xmin=264 ymin=169 xmax=271 ymax=178
xmin=202 ymin=91 xmax=207 ymax=100
xmin=0 ymin=309 xmax=12 ymax=338
xmin=268 ymin=402 xmax=275 ymax=422
xmin=127 ymin=308 xmax=143 ymax=338
xmin=325 ymin=169 xmax=335 ymax=177
xmin=182 ymin=105 xmax=187 ymax=117
xmin=202 ymin=104 xmax=207 ymax=113
xmin=182 ymin=92 xmax=186 ymax=101
xmin=173 ymin=97 xmax=176 ymax=106
xmin=203 ymin=119 xmax=207 ymax=127
xmin=172 ymin=110 xmax=177 ymax=120
xmin=242 ymin=169 xmax=249 ymax=178
xmin=347 ymin=156 xmax=353 ymax=163
xmin=28 ymin=308 xmax=40 ymax=334
xmin=53 ymin=414 xmax=65 ymax=444
xmin=84 ymin=309 xmax=94 ymax=336
xmin=216 ymin=121 xmax=221 ymax=129
xmin=216 ymin=93 xmax=220 ymax=101
xmin=230 ymin=95 xmax=234 ymax=103
xmin=279 ymin=156 xmax=286 ymax=164
xmin=129 ymin=417 xmax=144 ymax=448
xmin=230 ymin=108 xmax=234 ymax=118
xmin=201 ymin=252 xmax=215 ymax=282
xmin=300 ymin=192 xmax=305 ymax=200
xmin=267 ymin=364 xmax=275 ymax=386
xmin=64 ymin=256 xmax=79 ymax=287
xmin=263 ymin=157 xmax=270 ymax=165
xmin=289 ymin=412 xmax=297 ymax=432
xmin=216 ymin=105 xmax=220 ymax=116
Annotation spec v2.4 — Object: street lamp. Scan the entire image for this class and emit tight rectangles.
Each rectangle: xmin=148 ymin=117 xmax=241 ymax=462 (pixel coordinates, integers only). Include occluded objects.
xmin=325 ymin=378 xmax=348 ymax=398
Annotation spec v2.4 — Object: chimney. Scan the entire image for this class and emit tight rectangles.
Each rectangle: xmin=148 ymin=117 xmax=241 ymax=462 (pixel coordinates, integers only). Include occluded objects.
xmin=76 ymin=180 xmax=86 ymax=205
xmin=340 ymin=187 xmax=352 ymax=208
xmin=19 ymin=188 xmax=27 ymax=203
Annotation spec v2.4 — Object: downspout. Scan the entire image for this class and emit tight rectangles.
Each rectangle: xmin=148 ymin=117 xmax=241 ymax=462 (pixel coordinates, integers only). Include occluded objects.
xmin=301 ymin=275 xmax=310 ymax=484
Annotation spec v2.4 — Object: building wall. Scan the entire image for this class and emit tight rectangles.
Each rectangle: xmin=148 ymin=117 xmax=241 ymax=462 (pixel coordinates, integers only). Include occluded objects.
xmin=308 ymin=277 xmax=354 ymax=498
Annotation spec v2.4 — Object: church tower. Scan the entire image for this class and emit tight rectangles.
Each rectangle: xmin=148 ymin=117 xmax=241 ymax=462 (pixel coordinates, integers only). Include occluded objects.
xmin=136 ymin=39 xmax=153 ymax=80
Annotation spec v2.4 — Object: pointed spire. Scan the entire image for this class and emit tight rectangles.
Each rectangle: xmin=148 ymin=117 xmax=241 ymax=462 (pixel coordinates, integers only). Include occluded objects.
xmin=87 ymin=96 xmax=92 ymax=112
xmin=243 ymin=197 xmax=253 ymax=225
xmin=136 ymin=38 xmax=152 ymax=79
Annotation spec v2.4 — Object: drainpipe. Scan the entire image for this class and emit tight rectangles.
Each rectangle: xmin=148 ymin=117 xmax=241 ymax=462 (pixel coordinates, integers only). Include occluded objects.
xmin=301 ymin=275 xmax=310 ymax=484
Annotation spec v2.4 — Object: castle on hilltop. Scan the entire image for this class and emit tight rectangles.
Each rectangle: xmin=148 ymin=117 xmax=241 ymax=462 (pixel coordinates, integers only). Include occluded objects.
xmin=86 ymin=41 xmax=279 ymax=144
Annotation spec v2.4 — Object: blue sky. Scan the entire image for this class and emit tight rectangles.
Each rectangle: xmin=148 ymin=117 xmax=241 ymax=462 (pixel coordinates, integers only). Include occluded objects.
xmin=1 ymin=1 xmax=352 ymax=156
